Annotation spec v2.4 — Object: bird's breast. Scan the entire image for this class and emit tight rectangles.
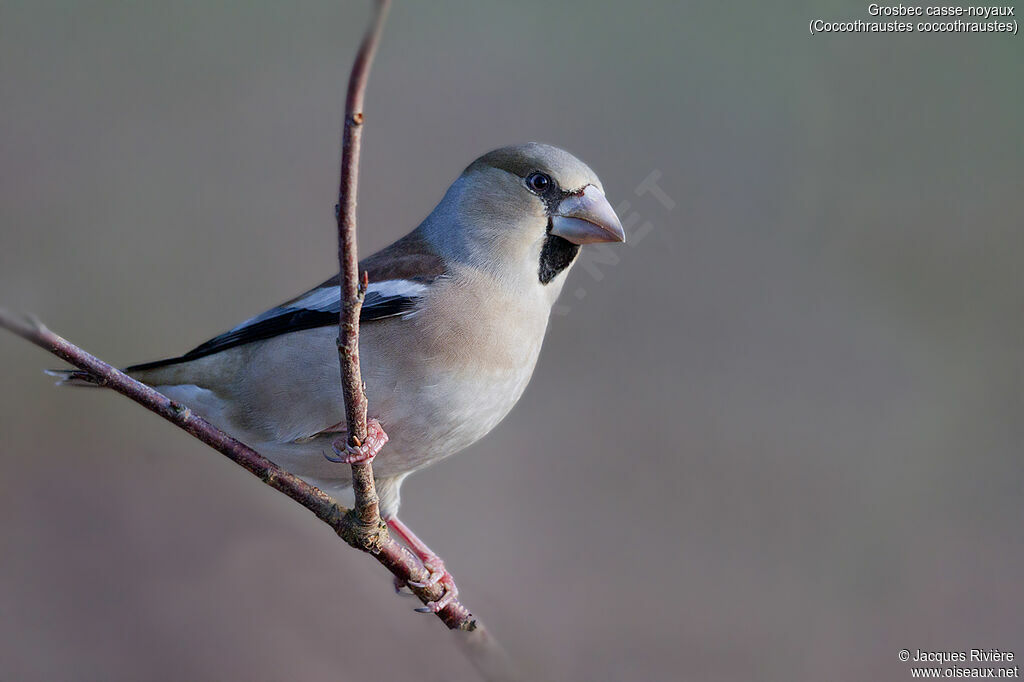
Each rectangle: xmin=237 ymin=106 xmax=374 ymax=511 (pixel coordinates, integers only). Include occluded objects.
xmin=363 ymin=272 xmax=550 ymax=472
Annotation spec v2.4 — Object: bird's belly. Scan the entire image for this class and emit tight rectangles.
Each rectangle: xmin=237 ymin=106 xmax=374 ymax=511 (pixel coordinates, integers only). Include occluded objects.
xmin=248 ymin=362 xmax=534 ymax=483
xmin=193 ymin=289 xmax=549 ymax=484
xmin=375 ymin=363 xmax=535 ymax=474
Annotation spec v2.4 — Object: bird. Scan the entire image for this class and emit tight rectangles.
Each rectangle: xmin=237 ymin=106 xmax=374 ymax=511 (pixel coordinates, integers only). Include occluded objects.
xmin=54 ymin=142 xmax=625 ymax=610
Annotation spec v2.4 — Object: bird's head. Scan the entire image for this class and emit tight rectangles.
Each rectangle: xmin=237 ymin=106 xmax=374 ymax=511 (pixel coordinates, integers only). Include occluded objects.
xmin=419 ymin=143 xmax=625 ymax=297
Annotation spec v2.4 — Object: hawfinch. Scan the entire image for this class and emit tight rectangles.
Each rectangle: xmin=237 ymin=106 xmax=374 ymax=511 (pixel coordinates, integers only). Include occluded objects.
xmin=58 ymin=143 xmax=625 ymax=609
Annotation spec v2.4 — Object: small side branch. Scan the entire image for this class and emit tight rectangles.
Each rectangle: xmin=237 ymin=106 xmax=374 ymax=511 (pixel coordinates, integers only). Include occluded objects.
xmin=334 ymin=0 xmax=391 ymax=549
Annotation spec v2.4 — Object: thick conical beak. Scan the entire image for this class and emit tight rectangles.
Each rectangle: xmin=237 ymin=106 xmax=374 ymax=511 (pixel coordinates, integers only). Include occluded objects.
xmin=550 ymin=185 xmax=626 ymax=244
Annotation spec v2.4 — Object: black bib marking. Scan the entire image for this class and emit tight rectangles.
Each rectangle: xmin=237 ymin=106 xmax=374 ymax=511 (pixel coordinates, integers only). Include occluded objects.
xmin=538 ymin=223 xmax=580 ymax=285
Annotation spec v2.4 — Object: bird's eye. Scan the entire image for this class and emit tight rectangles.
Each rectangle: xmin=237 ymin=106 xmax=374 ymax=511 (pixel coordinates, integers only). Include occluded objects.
xmin=525 ymin=172 xmax=552 ymax=193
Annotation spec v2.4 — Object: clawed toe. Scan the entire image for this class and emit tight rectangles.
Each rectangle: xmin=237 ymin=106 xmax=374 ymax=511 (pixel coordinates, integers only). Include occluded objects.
xmin=385 ymin=516 xmax=459 ymax=613
xmin=413 ymin=570 xmax=459 ymax=613
xmin=390 ymin=555 xmax=456 ymax=611
xmin=406 ymin=555 xmax=445 ymax=588
xmin=324 ymin=418 xmax=388 ymax=463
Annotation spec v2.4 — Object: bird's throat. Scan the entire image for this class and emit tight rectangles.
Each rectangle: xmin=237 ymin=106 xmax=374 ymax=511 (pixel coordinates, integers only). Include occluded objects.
xmin=538 ymin=225 xmax=580 ymax=285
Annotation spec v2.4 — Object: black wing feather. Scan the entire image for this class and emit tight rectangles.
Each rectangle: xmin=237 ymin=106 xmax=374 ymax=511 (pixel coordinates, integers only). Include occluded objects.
xmin=125 ymin=288 xmax=419 ymax=372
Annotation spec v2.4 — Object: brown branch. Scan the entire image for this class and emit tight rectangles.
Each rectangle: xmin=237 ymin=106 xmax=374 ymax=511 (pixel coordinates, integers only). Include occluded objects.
xmin=0 ymin=312 xmax=525 ymax=680
xmin=2 ymin=311 xmax=522 ymax=676
xmin=0 ymin=311 xmax=476 ymax=627
xmin=334 ymin=0 xmax=390 ymax=549
xmin=1 ymin=312 xmax=520 ymax=678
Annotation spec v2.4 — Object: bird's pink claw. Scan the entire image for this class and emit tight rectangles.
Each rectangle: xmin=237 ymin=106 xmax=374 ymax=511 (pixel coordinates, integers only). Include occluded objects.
xmin=325 ymin=418 xmax=388 ymax=464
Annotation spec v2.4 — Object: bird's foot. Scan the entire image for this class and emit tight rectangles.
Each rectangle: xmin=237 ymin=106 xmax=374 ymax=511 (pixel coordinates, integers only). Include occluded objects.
xmin=324 ymin=418 xmax=388 ymax=464
xmin=387 ymin=516 xmax=460 ymax=613
xmin=409 ymin=556 xmax=459 ymax=613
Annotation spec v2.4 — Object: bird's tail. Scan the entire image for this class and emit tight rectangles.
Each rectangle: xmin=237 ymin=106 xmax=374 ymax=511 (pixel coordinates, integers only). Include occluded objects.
xmin=44 ymin=369 xmax=104 ymax=387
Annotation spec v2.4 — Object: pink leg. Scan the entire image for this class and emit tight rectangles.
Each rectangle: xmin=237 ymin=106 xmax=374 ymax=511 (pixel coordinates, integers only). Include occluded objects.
xmin=324 ymin=418 xmax=388 ymax=464
xmin=387 ymin=516 xmax=459 ymax=613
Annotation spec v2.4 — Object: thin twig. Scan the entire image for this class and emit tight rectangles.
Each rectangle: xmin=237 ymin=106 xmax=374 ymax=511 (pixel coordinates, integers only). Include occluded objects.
xmin=0 ymin=311 xmax=479 ymax=629
xmin=0 ymin=314 xmax=521 ymax=677
xmin=335 ymin=0 xmax=391 ymax=549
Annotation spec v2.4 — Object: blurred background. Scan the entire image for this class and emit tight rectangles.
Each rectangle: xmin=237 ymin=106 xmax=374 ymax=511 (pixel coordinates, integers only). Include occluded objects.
xmin=2 ymin=2 xmax=1022 ymax=680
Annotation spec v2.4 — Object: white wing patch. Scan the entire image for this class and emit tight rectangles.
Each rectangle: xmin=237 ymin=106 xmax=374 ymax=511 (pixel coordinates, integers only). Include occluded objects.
xmin=124 ymin=276 xmax=438 ymax=370
xmin=284 ymin=280 xmax=427 ymax=316
xmin=288 ymin=286 xmax=339 ymax=312
xmin=366 ymin=280 xmax=428 ymax=299
xmin=227 ymin=279 xmax=428 ymax=334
